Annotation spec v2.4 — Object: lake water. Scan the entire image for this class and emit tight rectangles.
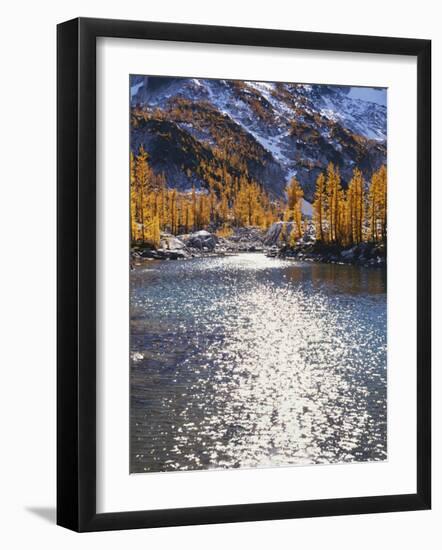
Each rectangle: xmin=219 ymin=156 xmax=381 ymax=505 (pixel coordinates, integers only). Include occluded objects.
xmin=130 ymin=253 xmax=387 ymax=473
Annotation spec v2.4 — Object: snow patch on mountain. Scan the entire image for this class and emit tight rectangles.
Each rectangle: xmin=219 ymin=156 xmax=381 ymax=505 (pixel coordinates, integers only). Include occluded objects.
xmin=302 ymin=199 xmax=313 ymax=217
xmin=130 ymin=81 xmax=144 ymax=100
xmin=316 ymin=90 xmax=386 ymax=141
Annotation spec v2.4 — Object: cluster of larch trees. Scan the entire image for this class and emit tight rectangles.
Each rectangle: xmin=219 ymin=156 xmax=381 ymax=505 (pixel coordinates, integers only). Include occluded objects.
xmin=130 ymin=146 xmax=279 ymax=246
xmin=312 ymin=163 xmax=387 ymax=246
xmin=130 ymin=145 xmax=387 ymax=249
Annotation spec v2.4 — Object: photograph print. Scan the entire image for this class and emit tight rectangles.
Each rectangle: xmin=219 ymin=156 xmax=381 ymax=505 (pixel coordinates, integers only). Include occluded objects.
xmin=129 ymin=76 xmax=387 ymax=474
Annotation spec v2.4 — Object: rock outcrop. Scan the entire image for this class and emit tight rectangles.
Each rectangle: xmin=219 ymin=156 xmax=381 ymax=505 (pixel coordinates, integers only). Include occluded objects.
xmin=264 ymin=222 xmax=315 ymax=247
xmin=182 ymin=230 xmax=218 ymax=251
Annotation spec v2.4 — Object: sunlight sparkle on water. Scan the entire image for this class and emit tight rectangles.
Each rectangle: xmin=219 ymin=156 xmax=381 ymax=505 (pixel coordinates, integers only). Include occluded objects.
xmin=130 ymin=253 xmax=387 ymax=473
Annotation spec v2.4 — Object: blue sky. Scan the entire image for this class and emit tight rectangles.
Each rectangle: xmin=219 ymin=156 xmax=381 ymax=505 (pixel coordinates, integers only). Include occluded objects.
xmin=348 ymin=87 xmax=387 ymax=107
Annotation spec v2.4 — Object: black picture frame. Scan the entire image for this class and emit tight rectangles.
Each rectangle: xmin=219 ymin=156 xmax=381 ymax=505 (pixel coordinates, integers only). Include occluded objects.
xmin=57 ymin=17 xmax=431 ymax=532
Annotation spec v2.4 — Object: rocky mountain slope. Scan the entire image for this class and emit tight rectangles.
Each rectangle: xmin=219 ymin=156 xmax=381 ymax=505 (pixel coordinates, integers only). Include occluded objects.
xmin=130 ymin=76 xmax=386 ymax=203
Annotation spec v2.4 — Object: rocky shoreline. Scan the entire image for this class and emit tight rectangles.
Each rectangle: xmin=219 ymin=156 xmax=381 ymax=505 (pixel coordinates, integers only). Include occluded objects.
xmin=274 ymin=241 xmax=386 ymax=268
xmin=131 ymin=227 xmax=264 ymax=263
xmin=132 ymin=225 xmax=386 ymax=268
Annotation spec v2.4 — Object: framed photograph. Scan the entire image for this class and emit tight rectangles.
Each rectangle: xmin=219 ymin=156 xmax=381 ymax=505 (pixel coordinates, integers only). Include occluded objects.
xmin=57 ymin=17 xmax=431 ymax=532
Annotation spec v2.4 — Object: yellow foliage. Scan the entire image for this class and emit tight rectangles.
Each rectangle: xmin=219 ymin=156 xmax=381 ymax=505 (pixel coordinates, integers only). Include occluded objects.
xmin=129 ymin=145 xmax=387 ymax=249
xmin=312 ymin=163 xmax=387 ymax=246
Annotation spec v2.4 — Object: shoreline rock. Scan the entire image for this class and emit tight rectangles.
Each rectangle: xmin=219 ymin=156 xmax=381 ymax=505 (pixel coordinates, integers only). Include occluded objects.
xmin=132 ymin=227 xmax=267 ymax=263
xmin=275 ymin=241 xmax=386 ymax=268
xmin=131 ymin=228 xmax=386 ymax=269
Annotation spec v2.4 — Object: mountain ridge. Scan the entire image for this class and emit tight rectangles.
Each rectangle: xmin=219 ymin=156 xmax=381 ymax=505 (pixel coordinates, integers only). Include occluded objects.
xmin=130 ymin=76 xmax=387 ymax=203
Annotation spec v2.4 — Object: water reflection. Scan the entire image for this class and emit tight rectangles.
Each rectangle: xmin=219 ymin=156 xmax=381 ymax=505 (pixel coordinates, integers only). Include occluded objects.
xmin=130 ymin=253 xmax=387 ymax=473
